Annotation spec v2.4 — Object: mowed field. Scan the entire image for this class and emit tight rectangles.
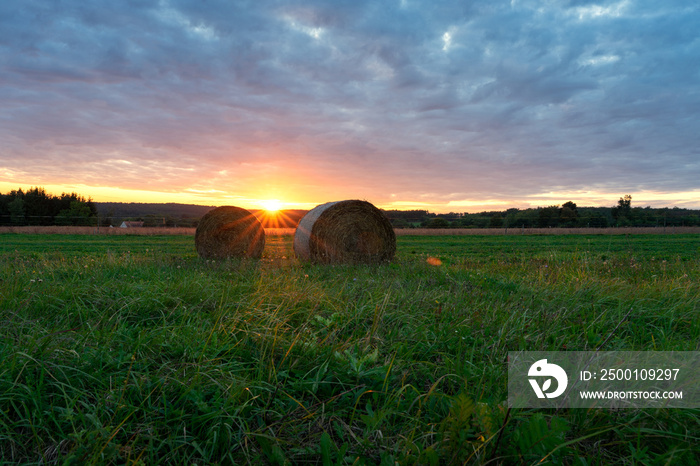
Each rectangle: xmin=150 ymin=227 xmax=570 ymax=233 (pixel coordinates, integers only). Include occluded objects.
xmin=0 ymin=233 xmax=698 ymax=464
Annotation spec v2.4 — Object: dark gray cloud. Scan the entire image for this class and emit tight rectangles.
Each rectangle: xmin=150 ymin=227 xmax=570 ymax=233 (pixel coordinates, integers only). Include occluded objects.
xmin=1 ymin=0 xmax=698 ymax=209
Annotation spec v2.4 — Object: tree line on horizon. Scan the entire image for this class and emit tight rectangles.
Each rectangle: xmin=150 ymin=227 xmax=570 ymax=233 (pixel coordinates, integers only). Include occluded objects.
xmin=1 ymin=188 xmax=699 ymax=228
xmin=384 ymin=196 xmax=700 ymax=229
xmin=0 ymin=187 xmax=98 ymax=226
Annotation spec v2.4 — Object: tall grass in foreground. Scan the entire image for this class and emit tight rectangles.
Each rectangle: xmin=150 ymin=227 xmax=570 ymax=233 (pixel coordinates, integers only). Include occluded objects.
xmin=0 ymin=234 xmax=698 ymax=464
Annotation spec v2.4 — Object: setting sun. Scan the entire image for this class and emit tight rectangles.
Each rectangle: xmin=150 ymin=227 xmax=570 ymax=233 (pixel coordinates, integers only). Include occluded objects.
xmin=260 ymin=199 xmax=283 ymax=212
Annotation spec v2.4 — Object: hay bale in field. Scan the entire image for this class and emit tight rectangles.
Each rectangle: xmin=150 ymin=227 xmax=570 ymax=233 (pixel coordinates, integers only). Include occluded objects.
xmin=294 ymin=200 xmax=396 ymax=264
xmin=195 ymin=206 xmax=265 ymax=259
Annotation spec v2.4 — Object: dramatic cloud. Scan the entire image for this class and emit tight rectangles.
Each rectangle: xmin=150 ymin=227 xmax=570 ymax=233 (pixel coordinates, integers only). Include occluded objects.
xmin=1 ymin=0 xmax=698 ymax=210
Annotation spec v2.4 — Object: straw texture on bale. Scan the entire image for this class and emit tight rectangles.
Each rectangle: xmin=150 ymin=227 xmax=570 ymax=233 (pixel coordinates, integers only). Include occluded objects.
xmin=195 ymin=206 xmax=265 ymax=259
xmin=294 ymin=200 xmax=396 ymax=264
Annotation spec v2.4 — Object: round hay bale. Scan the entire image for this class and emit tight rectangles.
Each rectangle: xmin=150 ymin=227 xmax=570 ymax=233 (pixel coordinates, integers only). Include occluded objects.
xmin=294 ymin=200 xmax=396 ymax=264
xmin=195 ymin=206 xmax=265 ymax=259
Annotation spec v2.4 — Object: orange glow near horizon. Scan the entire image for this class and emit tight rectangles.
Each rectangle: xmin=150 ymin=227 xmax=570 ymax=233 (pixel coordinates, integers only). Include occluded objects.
xmin=0 ymin=181 xmax=316 ymax=210
xmin=2 ymin=181 xmax=699 ymax=213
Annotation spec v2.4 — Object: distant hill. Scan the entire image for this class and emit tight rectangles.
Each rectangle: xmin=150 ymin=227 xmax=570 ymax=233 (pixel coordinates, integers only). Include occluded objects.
xmin=95 ymin=202 xmax=216 ymax=218
xmin=94 ymin=202 xmax=306 ymax=228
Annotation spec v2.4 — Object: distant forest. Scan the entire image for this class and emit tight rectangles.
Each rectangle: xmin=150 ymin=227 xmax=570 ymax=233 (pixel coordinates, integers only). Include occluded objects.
xmin=384 ymin=196 xmax=700 ymax=228
xmin=0 ymin=187 xmax=98 ymax=225
xmin=2 ymin=188 xmax=699 ymax=228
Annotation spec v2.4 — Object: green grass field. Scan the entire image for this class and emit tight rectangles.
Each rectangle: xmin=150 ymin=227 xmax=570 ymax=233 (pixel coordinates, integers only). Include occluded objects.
xmin=1 ymin=233 xmax=698 ymax=464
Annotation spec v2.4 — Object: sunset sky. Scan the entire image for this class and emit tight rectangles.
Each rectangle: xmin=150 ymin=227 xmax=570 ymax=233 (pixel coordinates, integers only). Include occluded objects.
xmin=1 ymin=0 xmax=699 ymax=212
